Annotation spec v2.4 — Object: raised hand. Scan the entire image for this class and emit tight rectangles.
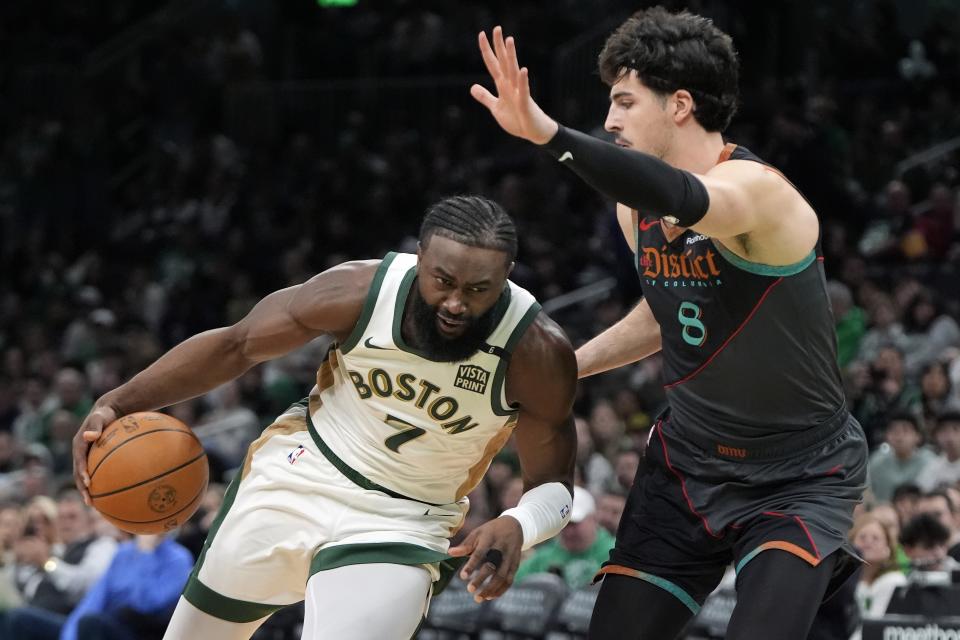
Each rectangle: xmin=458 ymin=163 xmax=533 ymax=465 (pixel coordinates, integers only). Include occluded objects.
xmin=471 ymin=26 xmax=559 ymax=145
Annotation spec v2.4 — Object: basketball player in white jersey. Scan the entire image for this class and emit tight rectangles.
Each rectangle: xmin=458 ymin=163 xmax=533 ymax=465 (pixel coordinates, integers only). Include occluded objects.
xmin=71 ymin=195 xmax=578 ymax=640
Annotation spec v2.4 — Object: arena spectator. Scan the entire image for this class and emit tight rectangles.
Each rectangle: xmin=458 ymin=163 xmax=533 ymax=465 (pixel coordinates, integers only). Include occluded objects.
xmin=854 ymin=347 xmax=922 ymax=445
xmin=574 ymin=416 xmax=614 ymax=497
xmin=2 ymin=490 xmax=117 ymax=638
xmin=192 ymin=381 xmax=258 ymax=474
xmin=497 ymin=476 xmax=524 ymax=514
xmin=909 ymin=184 xmax=956 ymax=261
xmin=855 ymin=295 xmax=909 ymax=366
xmin=594 ymin=491 xmax=626 ymax=537
xmin=867 ymin=414 xmax=936 ymax=502
xmin=918 ymin=362 xmax=959 ymax=429
xmin=609 ymin=448 xmax=641 ymax=495
xmin=849 ymin=513 xmax=906 ymax=618
xmin=513 ymin=487 xmax=614 ymax=589
xmin=828 ymin=280 xmax=866 ymax=369
xmin=914 ymin=490 xmax=960 ymax=562
xmin=900 ymin=513 xmax=960 ymax=573
xmin=869 ymin=503 xmax=912 ymax=572
xmin=0 ymin=504 xmax=23 ymax=611
xmin=902 ymin=291 xmax=960 ymax=378
xmin=916 ymin=411 xmax=960 ymax=491
xmin=892 ymin=484 xmax=923 ymax=532
xmin=11 ymin=378 xmax=48 ymax=446
xmin=587 ymin=400 xmax=626 ymax=463
xmin=6 ymin=534 xmax=193 ymax=640
xmin=0 ymin=435 xmax=17 ymax=477
xmin=36 ymin=370 xmax=92 ymax=448
xmin=857 ymin=180 xmax=913 ymax=262
xmin=44 ymin=411 xmax=77 ymax=477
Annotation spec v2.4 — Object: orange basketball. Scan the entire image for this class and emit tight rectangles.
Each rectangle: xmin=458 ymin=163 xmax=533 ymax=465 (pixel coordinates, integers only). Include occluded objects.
xmin=87 ymin=411 xmax=208 ymax=535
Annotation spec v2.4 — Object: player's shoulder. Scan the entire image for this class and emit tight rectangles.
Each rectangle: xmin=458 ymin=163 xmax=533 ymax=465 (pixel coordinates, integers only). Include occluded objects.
xmin=510 ymin=310 xmax=576 ymax=382
xmin=707 ymin=148 xmax=813 ymax=225
xmin=292 ymin=258 xmax=393 ymax=342
xmin=707 ymin=146 xmax=794 ymax=193
xmin=311 ymin=258 xmax=387 ymax=298
xmin=326 ymin=258 xmax=383 ymax=277
xmin=504 ymin=309 xmax=577 ymax=416
xmin=706 ymin=155 xmax=771 ymax=182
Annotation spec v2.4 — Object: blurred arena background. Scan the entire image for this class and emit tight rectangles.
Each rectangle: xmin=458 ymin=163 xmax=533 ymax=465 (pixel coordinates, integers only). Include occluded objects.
xmin=2 ymin=1 xmax=960 ymax=638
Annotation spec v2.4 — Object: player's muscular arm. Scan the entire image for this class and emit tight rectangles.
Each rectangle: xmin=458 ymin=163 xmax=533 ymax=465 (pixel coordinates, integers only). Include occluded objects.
xmin=73 ymin=261 xmax=379 ymax=501
xmin=451 ymin=314 xmax=577 ymax=602
xmin=507 ymin=314 xmax=578 ymax=492
xmin=577 ymin=297 xmax=662 ymax=378
xmin=544 ymin=130 xmax=820 ymax=261
xmin=94 ymin=260 xmax=377 ymax=417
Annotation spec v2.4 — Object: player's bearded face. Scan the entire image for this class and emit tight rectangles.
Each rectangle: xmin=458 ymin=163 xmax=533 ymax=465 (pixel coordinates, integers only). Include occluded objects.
xmin=410 ymin=283 xmax=499 ymax=363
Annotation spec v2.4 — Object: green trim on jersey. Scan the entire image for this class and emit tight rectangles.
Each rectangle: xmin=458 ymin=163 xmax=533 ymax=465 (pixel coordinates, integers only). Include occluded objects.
xmin=182 ymin=470 xmax=286 ymax=623
xmin=490 ymin=302 xmax=542 ymax=416
xmin=183 ymin=575 xmax=286 ymax=623
xmin=309 ymin=541 xmax=446 ymax=576
xmin=633 ymin=571 xmax=701 ymax=615
xmin=392 ymin=266 xmax=424 ymax=357
xmin=185 ymin=463 xmax=242 ymax=587
xmin=713 ymin=241 xmax=816 ymax=277
xmin=488 ymin=283 xmax=512 ymax=330
xmin=391 ymin=264 xmax=513 ymax=362
xmin=305 ymin=409 xmax=448 ymax=506
xmin=341 ymin=252 xmax=398 ymax=353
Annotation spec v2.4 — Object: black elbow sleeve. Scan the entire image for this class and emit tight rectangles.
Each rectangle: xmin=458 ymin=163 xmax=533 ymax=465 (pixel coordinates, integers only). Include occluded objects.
xmin=543 ymin=125 xmax=710 ymax=227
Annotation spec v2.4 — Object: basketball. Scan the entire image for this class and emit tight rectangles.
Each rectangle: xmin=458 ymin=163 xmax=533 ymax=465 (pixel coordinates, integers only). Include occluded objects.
xmin=87 ymin=412 xmax=209 ymax=535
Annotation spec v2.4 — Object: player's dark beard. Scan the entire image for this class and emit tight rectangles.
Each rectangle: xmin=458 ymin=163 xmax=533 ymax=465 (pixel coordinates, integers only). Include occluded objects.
xmin=409 ymin=283 xmax=499 ymax=363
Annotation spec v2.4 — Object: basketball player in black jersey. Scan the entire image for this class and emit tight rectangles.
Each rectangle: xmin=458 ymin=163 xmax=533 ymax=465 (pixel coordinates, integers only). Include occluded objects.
xmin=472 ymin=7 xmax=867 ymax=640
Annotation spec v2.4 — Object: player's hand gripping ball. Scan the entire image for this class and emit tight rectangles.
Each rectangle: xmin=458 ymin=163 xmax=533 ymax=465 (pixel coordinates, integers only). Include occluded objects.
xmin=86 ymin=412 xmax=209 ymax=535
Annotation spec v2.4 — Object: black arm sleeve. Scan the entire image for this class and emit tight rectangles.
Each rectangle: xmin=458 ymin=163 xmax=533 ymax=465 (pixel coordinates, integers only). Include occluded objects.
xmin=542 ymin=125 xmax=710 ymax=227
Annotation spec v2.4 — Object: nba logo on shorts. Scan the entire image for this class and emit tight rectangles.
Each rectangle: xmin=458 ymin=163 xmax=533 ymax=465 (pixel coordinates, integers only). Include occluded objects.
xmin=287 ymin=445 xmax=306 ymax=465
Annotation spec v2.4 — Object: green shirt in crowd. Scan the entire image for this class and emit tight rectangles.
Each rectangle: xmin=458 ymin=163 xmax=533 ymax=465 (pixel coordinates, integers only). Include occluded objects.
xmin=514 ymin=528 xmax=615 ymax=590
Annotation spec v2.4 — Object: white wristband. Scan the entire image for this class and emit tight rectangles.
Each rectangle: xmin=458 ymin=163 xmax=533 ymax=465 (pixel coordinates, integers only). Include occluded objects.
xmin=499 ymin=482 xmax=573 ymax=550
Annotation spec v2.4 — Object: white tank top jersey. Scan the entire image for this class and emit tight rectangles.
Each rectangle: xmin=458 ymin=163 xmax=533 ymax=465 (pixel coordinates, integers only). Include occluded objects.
xmin=307 ymin=252 xmax=541 ymax=506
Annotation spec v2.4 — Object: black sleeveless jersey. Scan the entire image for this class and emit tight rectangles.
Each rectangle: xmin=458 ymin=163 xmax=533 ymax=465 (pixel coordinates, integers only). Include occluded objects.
xmin=634 ymin=144 xmax=844 ymax=443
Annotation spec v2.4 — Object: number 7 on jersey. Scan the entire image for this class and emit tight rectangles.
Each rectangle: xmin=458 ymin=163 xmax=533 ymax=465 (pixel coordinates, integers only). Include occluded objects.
xmin=384 ymin=414 xmax=426 ymax=453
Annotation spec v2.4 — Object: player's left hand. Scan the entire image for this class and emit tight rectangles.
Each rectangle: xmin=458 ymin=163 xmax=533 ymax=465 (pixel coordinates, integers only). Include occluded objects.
xmin=449 ymin=515 xmax=524 ymax=603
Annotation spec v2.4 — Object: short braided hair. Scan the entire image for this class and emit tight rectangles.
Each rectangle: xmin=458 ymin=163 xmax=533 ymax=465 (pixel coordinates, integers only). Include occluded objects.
xmin=419 ymin=195 xmax=517 ymax=261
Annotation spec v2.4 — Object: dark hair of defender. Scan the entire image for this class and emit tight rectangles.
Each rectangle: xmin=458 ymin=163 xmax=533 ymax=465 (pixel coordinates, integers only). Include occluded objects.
xmin=598 ymin=6 xmax=740 ymax=132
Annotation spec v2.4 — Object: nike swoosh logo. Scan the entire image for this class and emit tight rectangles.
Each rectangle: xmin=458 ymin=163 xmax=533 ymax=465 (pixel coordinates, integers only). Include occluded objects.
xmin=558 ymin=151 xmax=573 ymax=162
xmin=423 ymin=509 xmax=457 ymax=517
xmin=364 ymin=337 xmax=394 ymax=351
xmin=637 ymin=217 xmax=659 ymax=231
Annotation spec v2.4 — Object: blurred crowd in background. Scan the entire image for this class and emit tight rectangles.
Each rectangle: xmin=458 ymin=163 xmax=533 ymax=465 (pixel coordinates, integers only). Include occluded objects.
xmin=2 ymin=0 xmax=960 ymax=638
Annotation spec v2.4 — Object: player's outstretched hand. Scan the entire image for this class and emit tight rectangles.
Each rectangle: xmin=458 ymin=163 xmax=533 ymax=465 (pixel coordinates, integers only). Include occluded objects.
xmin=471 ymin=26 xmax=559 ymax=145
xmin=72 ymin=404 xmax=118 ymax=505
xmin=449 ymin=515 xmax=524 ymax=603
